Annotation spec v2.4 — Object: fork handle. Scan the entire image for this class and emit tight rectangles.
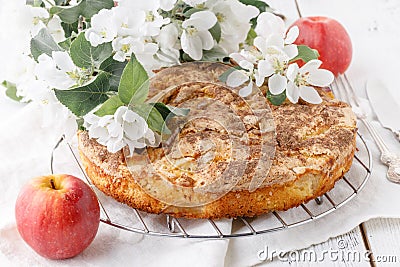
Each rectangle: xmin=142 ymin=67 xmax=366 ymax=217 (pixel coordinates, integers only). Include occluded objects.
xmin=361 ymin=118 xmax=400 ymax=183
xmin=393 ymin=130 xmax=400 ymax=143
xmin=360 ymin=118 xmax=390 ymax=154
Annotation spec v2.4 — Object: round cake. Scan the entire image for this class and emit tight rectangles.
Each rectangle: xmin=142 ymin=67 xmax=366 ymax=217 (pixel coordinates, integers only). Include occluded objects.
xmin=78 ymin=62 xmax=357 ymax=219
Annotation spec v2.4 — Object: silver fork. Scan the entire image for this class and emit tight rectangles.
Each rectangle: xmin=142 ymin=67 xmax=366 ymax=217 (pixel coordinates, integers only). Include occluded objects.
xmin=332 ymin=74 xmax=400 ymax=184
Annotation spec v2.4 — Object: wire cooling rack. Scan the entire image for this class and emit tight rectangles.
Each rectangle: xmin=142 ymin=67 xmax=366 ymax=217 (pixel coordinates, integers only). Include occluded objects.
xmin=52 ymin=132 xmax=371 ymax=239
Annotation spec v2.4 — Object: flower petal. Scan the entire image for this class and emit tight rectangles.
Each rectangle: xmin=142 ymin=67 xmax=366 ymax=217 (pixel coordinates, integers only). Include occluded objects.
xmin=268 ymin=74 xmax=287 ymax=95
xmin=90 ymin=125 xmax=109 ymax=140
xmin=266 ymin=34 xmax=284 ymax=48
xmin=52 ymin=51 xmax=75 ymax=72
xmin=226 ymin=70 xmax=249 ymax=87
xmin=283 ymin=44 xmax=298 ymax=60
xmin=239 ymin=80 xmax=253 ymax=97
xmin=254 ymin=37 xmax=266 ymax=55
xmin=286 ymin=63 xmax=299 ymax=82
xmin=197 ymin=30 xmax=214 ymax=51
xmin=145 ymin=128 xmax=156 ymax=144
xmin=299 ymin=85 xmax=323 ymax=104
xmin=125 ymin=122 xmax=147 ymax=140
xmin=285 ymin=26 xmax=299 ymax=44
xmin=257 ymin=59 xmax=274 ymax=78
xmin=307 ymin=69 xmax=334 ymax=87
xmin=107 ymin=138 xmax=125 ymax=153
xmin=229 ymin=52 xmax=245 ymax=65
xmin=114 ymin=106 xmax=128 ymax=124
xmin=238 ymin=60 xmax=253 ymax=71
xmin=160 ymin=0 xmax=177 ymax=11
xmin=184 ymin=11 xmax=217 ymax=31
xmin=300 ymin=59 xmax=322 ymax=73
xmin=107 ymin=121 xmax=123 ymax=138
xmin=113 ymin=51 xmax=126 ymax=62
xmin=286 ymin=81 xmax=299 ymax=103
xmin=181 ymin=31 xmax=203 ymax=60
xmin=122 ymin=109 xmax=141 ymax=123
xmin=255 ymin=12 xmax=285 ymax=39
xmin=254 ymin=70 xmax=265 ymax=87
xmin=157 ymin=23 xmax=178 ymax=48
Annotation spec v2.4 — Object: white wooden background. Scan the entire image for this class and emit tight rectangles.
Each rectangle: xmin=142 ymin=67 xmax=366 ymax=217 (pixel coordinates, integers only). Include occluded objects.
xmin=260 ymin=0 xmax=400 ymax=266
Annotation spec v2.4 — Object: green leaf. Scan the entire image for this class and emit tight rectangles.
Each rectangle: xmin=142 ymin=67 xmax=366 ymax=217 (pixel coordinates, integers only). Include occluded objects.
xmin=132 ymin=103 xmax=170 ymax=134
xmin=118 ymin=54 xmax=149 ymax=105
xmin=239 ymin=0 xmax=269 ymax=12
xmin=26 ymin=0 xmax=43 ymax=7
xmin=290 ymin=45 xmax=320 ymax=63
xmin=209 ymin=22 xmax=221 ymax=43
xmin=245 ymin=27 xmax=257 ymax=45
xmin=58 ymin=37 xmax=72 ymax=50
xmin=54 ymin=72 xmax=110 ymax=116
xmin=218 ymin=66 xmax=242 ymax=83
xmin=2 ymin=81 xmax=23 ymax=102
xmin=202 ymin=46 xmax=227 ymax=61
xmin=94 ymin=95 xmax=124 ymax=116
xmin=76 ymin=117 xmax=85 ymax=130
xmin=70 ymin=32 xmax=112 ymax=69
xmin=99 ymin=56 xmax=128 ymax=91
xmin=50 ymin=4 xmax=81 ymax=24
xmin=50 ymin=0 xmax=114 ymax=24
xmin=181 ymin=52 xmax=194 ymax=62
xmin=266 ymin=89 xmax=286 ymax=106
xmin=54 ymin=0 xmax=68 ymax=5
xmin=61 ymin=21 xmax=79 ymax=38
xmin=152 ymin=103 xmax=190 ymax=120
xmin=239 ymin=0 xmax=270 ymax=27
xmin=31 ymin=28 xmax=63 ymax=61
xmin=183 ymin=7 xmax=203 ymax=17
xmin=80 ymin=0 xmax=114 ymax=19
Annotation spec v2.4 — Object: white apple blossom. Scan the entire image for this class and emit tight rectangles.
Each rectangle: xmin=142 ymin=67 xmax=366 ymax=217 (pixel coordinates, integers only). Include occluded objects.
xmin=118 ymin=0 xmax=170 ymax=37
xmin=253 ymin=48 xmax=291 ymax=93
xmin=112 ymin=36 xmax=161 ymax=72
xmin=35 ymin=90 xmax=78 ymax=140
xmin=34 ymin=51 xmax=88 ymax=90
xmin=112 ymin=36 xmax=145 ymax=62
xmin=226 ymin=51 xmax=259 ymax=97
xmin=206 ymin=0 xmax=259 ymax=54
xmin=17 ymin=79 xmax=78 ymax=139
xmin=159 ymin=0 xmax=177 ymax=11
xmin=113 ymin=7 xmax=144 ymax=38
xmin=285 ymin=60 xmax=334 ymax=104
xmin=254 ymin=12 xmax=299 ymax=59
xmin=85 ymin=8 xmax=118 ymax=47
xmin=155 ymin=23 xmax=180 ymax=65
xmin=35 ymin=53 xmax=75 ymax=90
xmin=28 ymin=6 xmax=49 ymax=37
xmin=135 ymin=42 xmax=161 ymax=73
xmin=83 ymin=106 xmax=156 ymax=155
xmin=47 ymin=15 xmax=66 ymax=43
xmin=3 ymin=55 xmax=37 ymax=102
xmin=181 ymin=11 xmax=217 ymax=60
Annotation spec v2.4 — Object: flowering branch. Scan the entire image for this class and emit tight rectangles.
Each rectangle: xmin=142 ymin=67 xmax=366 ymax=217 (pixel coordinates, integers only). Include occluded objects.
xmin=2 ymin=0 xmax=333 ymax=155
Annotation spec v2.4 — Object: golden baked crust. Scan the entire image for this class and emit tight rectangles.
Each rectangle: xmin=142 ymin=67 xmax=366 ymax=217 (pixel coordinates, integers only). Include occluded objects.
xmin=77 ymin=62 xmax=357 ymax=219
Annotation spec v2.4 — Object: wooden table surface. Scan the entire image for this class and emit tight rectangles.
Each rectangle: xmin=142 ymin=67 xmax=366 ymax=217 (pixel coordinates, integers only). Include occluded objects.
xmin=262 ymin=0 xmax=400 ymax=266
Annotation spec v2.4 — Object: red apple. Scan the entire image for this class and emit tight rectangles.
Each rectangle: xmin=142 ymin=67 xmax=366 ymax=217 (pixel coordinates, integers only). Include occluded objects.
xmin=15 ymin=174 xmax=100 ymax=260
xmin=291 ymin=16 xmax=352 ymax=76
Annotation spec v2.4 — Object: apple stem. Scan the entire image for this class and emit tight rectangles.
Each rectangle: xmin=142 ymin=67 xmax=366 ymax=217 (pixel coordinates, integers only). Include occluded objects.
xmin=50 ymin=179 xmax=56 ymax=190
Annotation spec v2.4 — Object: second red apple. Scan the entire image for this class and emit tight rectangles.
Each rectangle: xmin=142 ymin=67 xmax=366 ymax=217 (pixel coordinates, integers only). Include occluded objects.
xmin=291 ymin=16 xmax=352 ymax=76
